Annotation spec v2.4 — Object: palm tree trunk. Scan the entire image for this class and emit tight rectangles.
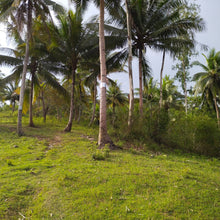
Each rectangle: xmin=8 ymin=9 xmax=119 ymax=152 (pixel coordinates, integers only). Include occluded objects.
xmin=159 ymin=49 xmax=165 ymax=109
xmin=139 ymin=48 xmax=143 ymax=117
xmin=89 ymin=78 xmax=97 ymax=126
xmin=29 ymin=73 xmax=34 ymax=127
xmin=64 ymin=67 xmax=76 ymax=132
xmin=98 ymin=0 xmax=113 ymax=148
xmin=126 ymin=0 xmax=134 ymax=128
xmin=17 ymin=0 xmax=32 ymax=136
xmin=214 ymin=97 xmax=220 ymax=128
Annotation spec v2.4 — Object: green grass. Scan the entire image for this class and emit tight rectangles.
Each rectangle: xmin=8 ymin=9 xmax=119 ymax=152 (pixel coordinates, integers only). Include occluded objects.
xmin=0 ymin=112 xmax=219 ymax=219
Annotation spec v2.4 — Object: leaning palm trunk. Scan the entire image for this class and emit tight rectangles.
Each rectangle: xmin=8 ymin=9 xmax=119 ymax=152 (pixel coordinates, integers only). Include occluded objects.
xmin=98 ymin=0 xmax=113 ymax=148
xmin=139 ymin=48 xmax=143 ymax=117
xmin=17 ymin=2 xmax=32 ymax=136
xmin=159 ymin=49 xmax=165 ymax=109
xmin=64 ymin=68 xmax=76 ymax=132
xmin=214 ymin=97 xmax=220 ymax=128
xmin=126 ymin=0 xmax=134 ymax=128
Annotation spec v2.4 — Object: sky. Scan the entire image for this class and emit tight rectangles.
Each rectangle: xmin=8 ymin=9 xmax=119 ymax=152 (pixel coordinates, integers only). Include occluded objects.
xmin=1 ymin=0 xmax=220 ymax=93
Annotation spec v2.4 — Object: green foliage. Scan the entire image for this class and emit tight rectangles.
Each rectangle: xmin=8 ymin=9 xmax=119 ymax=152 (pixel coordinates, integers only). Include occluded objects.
xmin=163 ymin=110 xmax=220 ymax=156
xmin=127 ymin=0 xmax=205 ymax=55
xmin=111 ymin=103 xmax=220 ymax=157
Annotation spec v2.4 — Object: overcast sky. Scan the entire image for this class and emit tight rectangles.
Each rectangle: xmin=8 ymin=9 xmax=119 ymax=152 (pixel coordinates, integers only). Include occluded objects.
xmin=1 ymin=0 xmax=220 ymax=93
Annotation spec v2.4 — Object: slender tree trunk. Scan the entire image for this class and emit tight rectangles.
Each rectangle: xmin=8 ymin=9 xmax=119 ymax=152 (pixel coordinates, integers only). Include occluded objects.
xmin=159 ymin=49 xmax=165 ymax=109
xmin=89 ymin=78 xmax=97 ymax=126
xmin=183 ymin=60 xmax=187 ymax=114
xmin=17 ymin=1 xmax=32 ymax=136
xmin=139 ymin=48 xmax=143 ymax=117
xmin=125 ymin=0 xmax=134 ymax=128
xmin=214 ymin=97 xmax=220 ymax=128
xmin=29 ymin=73 xmax=34 ymax=127
xmin=98 ymin=0 xmax=113 ymax=148
xmin=64 ymin=67 xmax=76 ymax=132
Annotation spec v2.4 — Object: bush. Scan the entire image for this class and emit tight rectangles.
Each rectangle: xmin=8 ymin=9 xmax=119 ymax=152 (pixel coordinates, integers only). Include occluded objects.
xmin=112 ymin=106 xmax=220 ymax=157
xmin=163 ymin=111 xmax=220 ymax=157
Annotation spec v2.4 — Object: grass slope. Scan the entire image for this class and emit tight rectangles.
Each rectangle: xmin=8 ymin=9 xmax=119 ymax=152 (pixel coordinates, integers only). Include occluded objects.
xmin=0 ymin=113 xmax=219 ymax=219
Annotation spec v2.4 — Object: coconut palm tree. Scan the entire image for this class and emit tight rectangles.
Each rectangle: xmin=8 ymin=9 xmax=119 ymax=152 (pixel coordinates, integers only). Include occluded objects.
xmin=45 ymin=9 xmax=99 ymax=132
xmin=161 ymin=75 xmax=183 ymax=110
xmin=98 ymin=0 xmax=117 ymax=147
xmin=81 ymin=49 xmax=126 ymax=126
xmin=83 ymin=0 xmax=134 ymax=128
xmin=0 ymin=80 xmax=19 ymax=112
xmin=143 ymin=77 xmax=159 ymax=107
xmin=193 ymin=49 xmax=220 ymax=127
xmin=125 ymin=0 xmax=134 ymax=128
xmin=107 ymin=82 xmax=127 ymax=126
xmin=0 ymin=39 xmax=67 ymax=127
xmin=128 ymin=0 xmax=204 ymax=116
xmin=71 ymin=0 xmax=121 ymax=148
xmin=0 ymin=0 xmax=65 ymax=135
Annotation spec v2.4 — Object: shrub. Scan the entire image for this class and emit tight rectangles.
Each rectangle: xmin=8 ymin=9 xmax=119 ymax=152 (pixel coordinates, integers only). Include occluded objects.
xmin=164 ymin=111 xmax=220 ymax=157
xmin=109 ymin=104 xmax=220 ymax=157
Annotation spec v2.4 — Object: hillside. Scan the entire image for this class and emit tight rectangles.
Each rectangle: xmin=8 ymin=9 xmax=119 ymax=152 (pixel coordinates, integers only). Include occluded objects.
xmin=0 ymin=113 xmax=219 ymax=219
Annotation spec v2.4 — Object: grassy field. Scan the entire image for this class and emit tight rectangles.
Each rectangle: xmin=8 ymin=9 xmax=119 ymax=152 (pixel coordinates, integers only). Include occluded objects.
xmin=0 ymin=112 xmax=219 ymax=219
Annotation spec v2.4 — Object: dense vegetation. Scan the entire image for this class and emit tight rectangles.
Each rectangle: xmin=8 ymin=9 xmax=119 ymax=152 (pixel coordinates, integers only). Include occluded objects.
xmin=0 ymin=0 xmax=219 ymax=218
